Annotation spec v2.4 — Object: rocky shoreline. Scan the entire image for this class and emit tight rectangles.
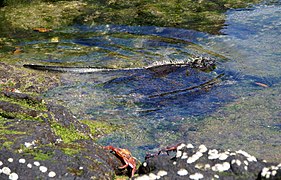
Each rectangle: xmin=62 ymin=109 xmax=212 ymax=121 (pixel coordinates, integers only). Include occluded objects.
xmin=0 ymin=62 xmax=280 ymax=179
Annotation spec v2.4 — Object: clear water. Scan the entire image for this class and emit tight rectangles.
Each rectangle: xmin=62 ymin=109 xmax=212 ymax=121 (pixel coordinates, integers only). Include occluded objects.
xmin=21 ymin=1 xmax=281 ymax=160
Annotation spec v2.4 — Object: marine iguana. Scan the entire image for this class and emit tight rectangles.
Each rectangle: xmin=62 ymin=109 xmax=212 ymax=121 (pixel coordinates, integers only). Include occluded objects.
xmin=23 ymin=56 xmax=216 ymax=75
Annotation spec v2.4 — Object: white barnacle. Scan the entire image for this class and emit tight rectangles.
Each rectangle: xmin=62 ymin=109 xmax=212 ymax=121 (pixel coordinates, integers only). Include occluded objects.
xmin=208 ymin=149 xmax=220 ymax=159
xmin=204 ymin=164 xmax=211 ymax=170
xmin=177 ymin=143 xmax=186 ymax=151
xmin=176 ymin=150 xmax=182 ymax=158
xmin=195 ymin=163 xmax=204 ymax=170
xmin=208 ymin=153 xmax=220 ymax=160
xmin=8 ymin=172 xmax=19 ymax=180
xmin=265 ymin=172 xmax=271 ymax=179
xmin=173 ymin=161 xmax=177 ymax=165
xmin=148 ymin=172 xmax=158 ymax=179
xmin=214 ymin=174 xmax=219 ymax=179
xmin=186 ymin=144 xmax=194 ymax=148
xmin=187 ymin=156 xmax=196 ymax=164
xmin=218 ymin=153 xmax=228 ymax=160
xmin=33 ymin=161 xmax=40 ymax=166
xmin=212 ymin=162 xmax=230 ymax=172
xmin=189 ymin=173 xmax=204 ymax=180
xmin=181 ymin=152 xmax=188 ymax=159
xmin=187 ymin=152 xmax=203 ymax=164
xmin=272 ymin=170 xmax=277 ymax=176
xmin=247 ymin=156 xmax=257 ymax=162
xmin=177 ymin=168 xmax=188 ymax=176
xmin=143 ymin=162 xmax=147 ymax=167
xmin=0 ymin=161 xmax=3 ymax=166
xmin=244 ymin=160 xmax=249 ymax=166
xmin=27 ymin=163 xmax=32 ymax=168
xmin=231 ymin=159 xmax=236 ymax=164
xmin=8 ymin=158 xmax=13 ymax=163
xmin=48 ymin=171 xmax=56 ymax=178
xmin=134 ymin=175 xmax=149 ymax=180
xmin=261 ymin=167 xmax=269 ymax=177
xmin=39 ymin=166 xmax=48 ymax=173
xmin=244 ymin=166 xmax=248 ymax=171
xmin=157 ymin=170 xmax=168 ymax=177
xmin=198 ymin=144 xmax=208 ymax=153
xmin=79 ymin=167 xmax=83 ymax=170
xmin=222 ymin=162 xmax=230 ymax=171
xmin=208 ymin=149 xmax=218 ymax=155
xmin=235 ymin=160 xmax=242 ymax=166
xmin=236 ymin=150 xmax=257 ymax=162
xmin=24 ymin=142 xmax=33 ymax=148
xmin=2 ymin=167 xmax=11 ymax=175
xmin=19 ymin=159 xmax=26 ymax=164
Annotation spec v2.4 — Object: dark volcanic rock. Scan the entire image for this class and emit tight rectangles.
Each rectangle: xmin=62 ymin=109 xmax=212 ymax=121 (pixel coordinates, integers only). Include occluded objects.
xmin=0 ymin=91 xmax=117 ymax=179
xmin=136 ymin=143 xmax=281 ymax=180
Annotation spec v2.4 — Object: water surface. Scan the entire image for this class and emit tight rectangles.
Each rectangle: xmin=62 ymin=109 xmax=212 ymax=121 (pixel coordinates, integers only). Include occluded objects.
xmin=19 ymin=1 xmax=281 ymax=161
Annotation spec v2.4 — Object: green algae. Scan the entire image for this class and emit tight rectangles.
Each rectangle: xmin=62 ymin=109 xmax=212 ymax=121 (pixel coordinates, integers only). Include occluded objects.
xmin=81 ymin=120 xmax=120 ymax=139
xmin=61 ymin=147 xmax=80 ymax=156
xmin=67 ymin=167 xmax=84 ymax=176
xmin=0 ymin=0 xmax=262 ymax=38
xmin=51 ymin=123 xmax=90 ymax=143
xmin=0 ymin=93 xmax=47 ymax=111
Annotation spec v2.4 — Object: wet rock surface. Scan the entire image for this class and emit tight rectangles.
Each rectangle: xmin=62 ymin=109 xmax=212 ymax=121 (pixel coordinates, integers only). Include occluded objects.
xmin=0 ymin=62 xmax=119 ymax=179
xmin=136 ymin=143 xmax=281 ymax=180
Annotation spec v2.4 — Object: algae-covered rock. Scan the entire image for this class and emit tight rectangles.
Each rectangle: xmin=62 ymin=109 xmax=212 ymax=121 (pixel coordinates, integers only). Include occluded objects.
xmin=0 ymin=0 xmax=261 ymax=35
xmin=0 ymin=90 xmax=118 ymax=179
xmin=0 ymin=62 xmax=122 ymax=179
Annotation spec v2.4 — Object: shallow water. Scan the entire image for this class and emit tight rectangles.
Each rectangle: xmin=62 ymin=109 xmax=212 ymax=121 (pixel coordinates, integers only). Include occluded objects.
xmin=20 ymin=1 xmax=281 ymax=160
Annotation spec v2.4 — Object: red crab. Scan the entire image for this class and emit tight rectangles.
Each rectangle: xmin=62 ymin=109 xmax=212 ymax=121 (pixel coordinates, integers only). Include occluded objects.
xmin=145 ymin=143 xmax=182 ymax=160
xmin=104 ymin=146 xmax=137 ymax=178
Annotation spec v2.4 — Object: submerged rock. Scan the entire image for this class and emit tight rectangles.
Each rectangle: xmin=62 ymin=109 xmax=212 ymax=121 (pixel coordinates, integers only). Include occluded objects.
xmin=136 ymin=143 xmax=281 ymax=180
